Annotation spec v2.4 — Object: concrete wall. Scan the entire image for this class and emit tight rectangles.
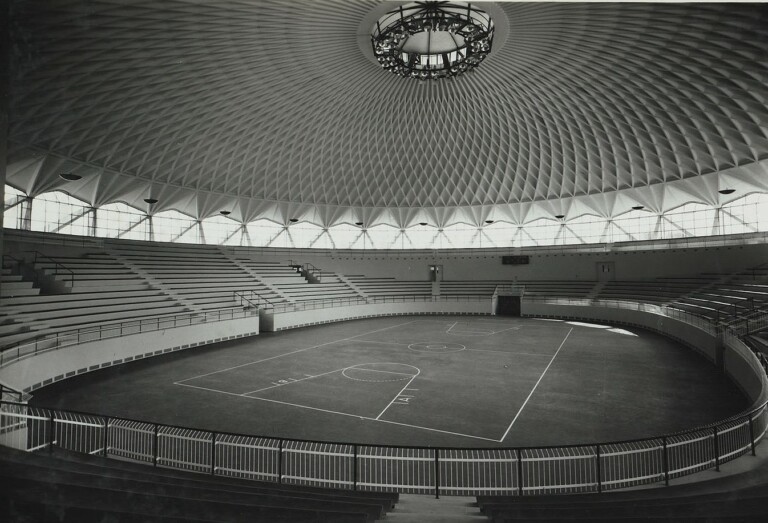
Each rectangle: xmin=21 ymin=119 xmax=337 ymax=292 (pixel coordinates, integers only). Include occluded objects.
xmin=723 ymin=337 xmax=768 ymax=407
xmin=522 ymin=301 xmax=768 ymax=408
xmin=268 ymin=301 xmax=491 ymax=331
xmin=0 ymin=315 xmax=259 ymax=393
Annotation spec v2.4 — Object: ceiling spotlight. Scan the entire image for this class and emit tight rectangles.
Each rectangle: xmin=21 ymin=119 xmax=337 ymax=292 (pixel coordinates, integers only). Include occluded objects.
xmin=554 ymin=214 xmax=565 ymax=219
xmin=355 ymin=221 xmax=364 ymax=226
xmin=485 ymin=220 xmax=494 ymax=224
xmin=718 ymin=189 xmax=736 ymax=195
xmin=419 ymin=222 xmax=428 ymax=226
xmin=59 ymin=173 xmax=82 ymax=181
xmin=143 ymin=198 xmax=158 ymax=204
xmin=632 ymin=205 xmax=645 ymax=210
xmin=289 ymin=218 xmax=298 ymax=223
xmin=220 ymin=210 xmax=231 ymax=216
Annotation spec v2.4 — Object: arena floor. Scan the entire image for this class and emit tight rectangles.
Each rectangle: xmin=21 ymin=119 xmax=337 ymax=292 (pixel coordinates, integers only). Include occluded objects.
xmin=31 ymin=316 xmax=749 ymax=448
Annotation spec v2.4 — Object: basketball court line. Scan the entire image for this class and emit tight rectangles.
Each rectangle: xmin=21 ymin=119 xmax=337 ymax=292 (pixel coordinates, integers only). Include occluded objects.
xmin=465 ymin=348 xmax=553 ymax=357
xmin=374 ymin=368 xmax=421 ymax=420
xmin=357 ymin=339 xmax=409 ymax=347
xmin=242 ymin=367 xmax=346 ymax=395
xmin=175 ymin=379 xmax=498 ymax=442
xmin=498 ymin=327 xmax=574 ymax=442
xmin=175 ymin=319 xmax=417 ymax=383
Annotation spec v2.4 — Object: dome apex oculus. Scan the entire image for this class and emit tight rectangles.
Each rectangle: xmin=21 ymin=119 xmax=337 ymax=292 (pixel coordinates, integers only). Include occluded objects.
xmin=372 ymin=1 xmax=494 ymax=80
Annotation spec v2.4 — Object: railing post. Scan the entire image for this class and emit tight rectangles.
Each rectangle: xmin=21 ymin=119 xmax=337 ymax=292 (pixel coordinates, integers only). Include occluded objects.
xmin=102 ymin=416 xmax=109 ymax=457
xmin=516 ymin=448 xmax=523 ymax=496
xmin=48 ymin=412 xmax=55 ymax=452
xmin=278 ymin=439 xmax=283 ymax=484
xmin=153 ymin=424 xmax=159 ymax=467
xmin=596 ymin=444 xmax=602 ymax=493
xmin=713 ymin=426 xmax=720 ymax=472
xmin=748 ymin=413 xmax=756 ymax=456
xmin=434 ymin=449 xmax=440 ymax=499
xmin=210 ymin=433 xmax=217 ymax=476
xmin=353 ymin=444 xmax=358 ymax=491
xmin=662 ymin=436 xmax=669 ymax=486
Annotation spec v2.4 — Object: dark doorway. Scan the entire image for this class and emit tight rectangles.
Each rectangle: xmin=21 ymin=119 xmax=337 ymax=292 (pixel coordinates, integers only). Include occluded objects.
xmin=497 ymin=295 xmax=521 ymax=316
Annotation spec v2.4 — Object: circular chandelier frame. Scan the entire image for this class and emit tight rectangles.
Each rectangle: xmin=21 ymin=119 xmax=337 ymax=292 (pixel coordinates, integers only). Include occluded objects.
xmin=371 ymin=1 xmax=495 ymax=80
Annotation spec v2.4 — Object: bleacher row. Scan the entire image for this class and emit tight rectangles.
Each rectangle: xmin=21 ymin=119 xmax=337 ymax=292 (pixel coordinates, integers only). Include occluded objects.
xmin=2 ymin=239 xmax=768 ymax=350
xmin=0 ymin=445 xmax=397 ymax=522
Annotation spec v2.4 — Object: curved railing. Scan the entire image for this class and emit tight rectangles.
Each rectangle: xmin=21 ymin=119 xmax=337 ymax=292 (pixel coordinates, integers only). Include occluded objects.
xmin=272 ymin=294 xmax=490 ymax=314
xmin=1 ymin=394 xmax=766 ymax=497
xmin=1 ymin=293 xmax=767 ymax=496
xmin=0 ymin=308 xmax=253 ymax=368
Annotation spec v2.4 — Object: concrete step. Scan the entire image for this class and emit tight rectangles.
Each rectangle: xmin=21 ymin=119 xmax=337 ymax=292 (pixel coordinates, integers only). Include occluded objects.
xmin=1 ymin=287 xmax=40 ymax=298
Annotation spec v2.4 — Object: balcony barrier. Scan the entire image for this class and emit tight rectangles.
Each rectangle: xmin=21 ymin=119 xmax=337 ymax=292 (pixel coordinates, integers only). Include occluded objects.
xmin=1 ymin=398 xmax=766 ymax=497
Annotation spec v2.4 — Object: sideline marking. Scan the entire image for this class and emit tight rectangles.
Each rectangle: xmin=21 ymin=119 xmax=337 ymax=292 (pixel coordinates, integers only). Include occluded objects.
xmin=242 ymin=367 xmax=346 ymax=395
xmin=176 ymin=320 xmax=417 ymax=383
xmin=357 ymin=339 xmax=409 ymax=347
xmin=177 ymin=382 xmax=497 ymax=442
xmin=498 ymin=327 xmax=574 ymax=442
xmin=465 ymin=348 xmax=552 ymax=357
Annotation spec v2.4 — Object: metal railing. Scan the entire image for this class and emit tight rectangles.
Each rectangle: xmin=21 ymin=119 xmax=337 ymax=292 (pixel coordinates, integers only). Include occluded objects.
xmin=28 ymin=250 xmax=74 ymax=287
xmin=233 ymin=289 xmax=274 ymax=311
xmin=1 ymin=397 xmax=766 ymax=498
xmin=493 ymin=284 xmax=526 ymax=297
xmin=271 ymin=294 xmax=490 ymax=314
xmin=0 ymin=308 xmax=253 ymax=368
xmin=287 ymin=260 xmax=323 ymax=283
xmin=522 ymin=296 xmax=720 ymax=335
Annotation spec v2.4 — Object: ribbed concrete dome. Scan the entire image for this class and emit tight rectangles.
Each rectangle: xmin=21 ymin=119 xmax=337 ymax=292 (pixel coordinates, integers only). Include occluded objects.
xmin=6 ymin=1 xmax=768 ymax=225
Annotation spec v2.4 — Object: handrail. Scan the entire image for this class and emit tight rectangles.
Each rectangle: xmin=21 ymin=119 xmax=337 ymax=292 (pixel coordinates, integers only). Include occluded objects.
xmin=26 ymin=250 xmax=75 ymax=286
xmin=0 ymin=307 xmax=254 ymax=368
xmin=493 ymin=284 xmax=525 ymax=297
xmin=2 ymin=394 xmax=766 ymax=495
xmin=0 ymin=382 xmax=25 ymax=403
xmin=270 ymin=294 xmax=490 ymax=314
xmin=233 ymin=289 xmax=274 ymax=310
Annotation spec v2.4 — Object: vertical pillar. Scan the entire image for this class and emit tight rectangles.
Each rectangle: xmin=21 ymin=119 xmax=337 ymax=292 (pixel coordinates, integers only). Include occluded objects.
xmin=434 ymin=450 xmax=440 ymax=499
xmin=662 ymin=436 xmax=670 ymax=486
xmin=516 ymin=448 xmax=523 ymax=496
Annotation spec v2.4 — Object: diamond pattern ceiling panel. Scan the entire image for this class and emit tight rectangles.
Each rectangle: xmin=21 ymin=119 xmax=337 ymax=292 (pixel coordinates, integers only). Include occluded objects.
xmin=8 ymin=1 xmax=768 ymax=213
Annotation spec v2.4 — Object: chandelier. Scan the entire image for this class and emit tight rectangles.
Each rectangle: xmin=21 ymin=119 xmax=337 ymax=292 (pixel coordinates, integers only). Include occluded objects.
xmin=371 ymin=1 xmax=494 ymax=80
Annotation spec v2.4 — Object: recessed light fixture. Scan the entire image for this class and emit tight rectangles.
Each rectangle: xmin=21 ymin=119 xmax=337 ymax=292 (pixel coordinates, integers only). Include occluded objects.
xmin=59 ymin=173 xmax=82 ymax=181
xmin=554 ymin=214 xmax=565 ymax=219
xmin=355 ymin=221 xmax=364 ymax=226
xmin=485 ymin=220 xmax=494 ymax=224
xmin=289 ymin=218 xmax=298 ymax=223
xmin=143 ymin=198 xmax=158 ymax=204
xmin=220 ymin=210 xmax=231 ymax=216
xmin=718 ymin=189 xmax=736 ymax=195
xmin=419 ymin=222 xmax=428 ymax=226
xmin=632 ymin=205 xmax=645 ymax=210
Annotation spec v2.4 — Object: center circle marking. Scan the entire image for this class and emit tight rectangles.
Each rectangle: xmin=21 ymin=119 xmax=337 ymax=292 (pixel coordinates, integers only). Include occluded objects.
xmin=342 ymin=362 xmax=420 ymax=383
xmin=408 ymin=341 xmax=466 ymax=353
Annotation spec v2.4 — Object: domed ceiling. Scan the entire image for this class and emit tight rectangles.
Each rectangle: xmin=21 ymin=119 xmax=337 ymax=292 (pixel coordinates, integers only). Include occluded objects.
xmin=6 ymin=1 xmax=768 ymax=227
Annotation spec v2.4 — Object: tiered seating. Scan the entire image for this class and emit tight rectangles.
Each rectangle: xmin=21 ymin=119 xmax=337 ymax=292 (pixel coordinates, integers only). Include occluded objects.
xmin=112 ymin=245 xmax=281 ymax=311
xmin=277 ymin=271 xmax=362 ymax=302
xmin=596 ymin=280 xmax=702 ymax=304
xmin=346 ymin=275 xmax=433 ymax=297
xmin=0 ymin=446 xmax=397 ymax=522
xmin=0 ymin=266 xmax=39 ymax=298
xmin=475 ymin=465 xmax=768 ymax=522
xmin=441 ymin=280 xmax=594 ymax=299
xmin=1 ymin=252 xmax=188 ymax=348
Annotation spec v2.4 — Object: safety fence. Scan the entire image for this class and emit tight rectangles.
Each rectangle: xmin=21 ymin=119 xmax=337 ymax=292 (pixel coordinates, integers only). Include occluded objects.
xmin=271 ymin=294 xmax=491 ymax=314
xmin=2 ymin=399 xmax=766 ymax=497
xmin=0 ymin=307 xmax=253 ymax=368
